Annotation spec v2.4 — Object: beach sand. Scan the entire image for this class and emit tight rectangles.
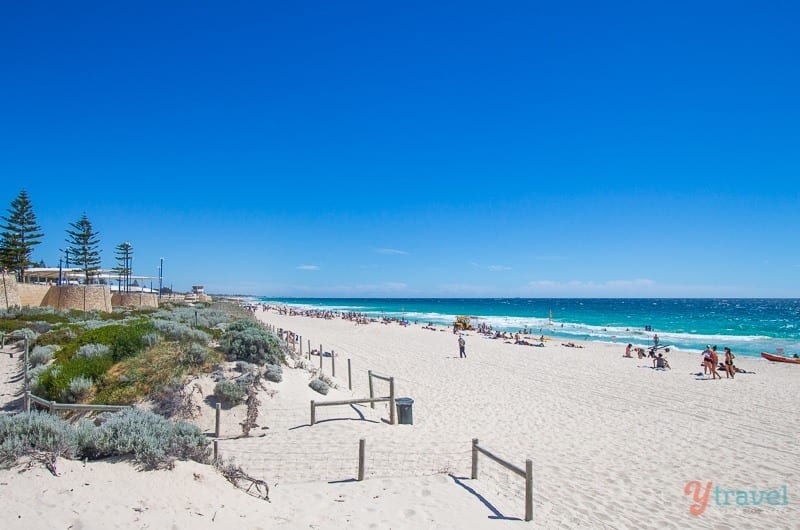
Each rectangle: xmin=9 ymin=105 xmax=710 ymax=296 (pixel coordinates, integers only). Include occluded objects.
xmin=1 ymin=309 xmax=797 ymax=528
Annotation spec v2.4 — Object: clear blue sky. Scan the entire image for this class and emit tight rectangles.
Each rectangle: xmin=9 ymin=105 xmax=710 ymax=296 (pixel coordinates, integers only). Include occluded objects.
xmin=2 ymin=1 xmax=798 ymax=297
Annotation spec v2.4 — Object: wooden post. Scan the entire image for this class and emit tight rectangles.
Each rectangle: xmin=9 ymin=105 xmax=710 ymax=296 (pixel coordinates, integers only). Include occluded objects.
xmin=319 ymin=344 xmax=323 ymax=371
xmin=368 ymin=370 xmax=375 ymax=408
xmin=299 ymin=336 xmax=303 ymax=356
xmin=214 ymin=440 xmax=219 ymax=462
xmin=389 ymin=377 xmax=396 ymax=425
xmin=307 ymin=339 xmax=311 ymax=360
xmin=471 ymin=438 xmax=479 ymax=479
xmin=525 ymin=459 xmax=533 ymax=521
xmin=331 ymin=350 xmax=336 ymax=377
xmin=310 ymin=400 xmax=316 ymax=426
xmin=358 ymin=438 xmax=365 ymax=481
xmin=215 ymin=403 xmax=221 ymax=438
xmin=1 ymin=331 xmax=4 ymax=349
xmin=49 ymin=400 xmax=56 ymax=414
xmin=347 ymin=359 xmax=352 ymax=390
xmin=23 ymin=337 xmax=29 ymax=391
xmin=24 ymin=390 xmax=30 ymax=412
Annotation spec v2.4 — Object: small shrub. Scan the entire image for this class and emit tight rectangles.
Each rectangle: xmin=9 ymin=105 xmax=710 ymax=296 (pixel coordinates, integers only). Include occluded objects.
xmin=214 ymin=380 xmax=246 ymax=406
xmin=75 ymin=343 xmax=110 ymax=360
xmin=26 ymin=321 xmax=53 ymax=334
xmin=179 ymin=343 xmax=208 ymax=367
xmin=151 ymin=320 xmax=211 ymax=344
xmin=235 ymin=361 xmax=256 ymax=373
xmin=264 ymin=363 xmax=283 ymax=383
xmin=29 ymin=345 xmax=58 ymax=367
xmin=61 ymin=376 xmax=93 ymax=403
xmin=219 ymin=320 xmax=283 ymax=365
xmin=309 ymin=378 xmax=329 ymax=395
xmin=0 ymin=411 xmax=79 ymax=469
xmin=10 ymin=328 xmax=38 ymax=342
xmin=35 ymin=326 xmax=78 ymax=347
xmin=142 ymin=333 xmax=160 ymax=348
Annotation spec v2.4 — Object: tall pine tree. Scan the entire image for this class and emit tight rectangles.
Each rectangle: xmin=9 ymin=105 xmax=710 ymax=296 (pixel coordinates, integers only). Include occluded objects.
xmin=113 ymin=242 xmax=133 ymax=292
xmin=0 ymin=189 xmax=44 ymax=281
xmin=66 ymin=213 xmax=101 ymax=284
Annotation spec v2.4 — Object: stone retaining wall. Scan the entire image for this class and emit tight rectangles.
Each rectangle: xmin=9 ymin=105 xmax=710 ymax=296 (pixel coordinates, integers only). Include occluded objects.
xmin=17 ymin=284 xmax=50 ymax=307
xmin=0 ymin=272 xmax=22 ymax=310
xmin=41 ymin=285 xmax=113 ymax=312
xmin=111 ymin=292 xmax=159 ymax=309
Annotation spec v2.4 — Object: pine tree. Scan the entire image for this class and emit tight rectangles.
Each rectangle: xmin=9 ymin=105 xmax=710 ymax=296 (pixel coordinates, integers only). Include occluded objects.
xmin=113 ymin=242 xmax=133 ymax=292
xmin=66 ymin=213 xmax=101 ymax=284
xmin=0 ymin=189 xmax=44 ymax=281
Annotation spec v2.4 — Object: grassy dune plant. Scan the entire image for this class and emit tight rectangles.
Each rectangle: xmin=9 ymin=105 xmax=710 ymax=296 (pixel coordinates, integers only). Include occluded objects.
xmin=179 ymin=343 xmax=209 ymax=367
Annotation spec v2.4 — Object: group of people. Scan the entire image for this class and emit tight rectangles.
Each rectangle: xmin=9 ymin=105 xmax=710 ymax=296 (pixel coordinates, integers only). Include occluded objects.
xmin=702 ymin=345 xmax=737 ymax=379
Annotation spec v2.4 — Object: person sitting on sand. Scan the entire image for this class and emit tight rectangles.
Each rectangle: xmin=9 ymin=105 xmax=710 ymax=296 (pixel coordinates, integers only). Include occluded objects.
xmin=652 ymin=353 xmax=671 ymax=370
xmin=562 ymin=342 xmax=583 ymax=348
xmin=624 ymin=344 xmax=633 ymax=358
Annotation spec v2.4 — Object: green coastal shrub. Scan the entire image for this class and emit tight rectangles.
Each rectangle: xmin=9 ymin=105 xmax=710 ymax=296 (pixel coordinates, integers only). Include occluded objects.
xmin=219 ymin=320 xmax=283 ymax=365
xmin=309 ymin=378 xmax=329 ymax=395
xmin=35 ymin=326 xmax=78 ymax=347
xmin=10 ymin=328 xmax=38 ymax=342
xmin=36 ymin=356 xmax=113 ymax=402
xmin=214 ymin=380 xmax=246 ymax=406
xmin=264 ymin=363 xmax=283 ymax=383
xmin=69 ymin=321 xmax=154 ymax=362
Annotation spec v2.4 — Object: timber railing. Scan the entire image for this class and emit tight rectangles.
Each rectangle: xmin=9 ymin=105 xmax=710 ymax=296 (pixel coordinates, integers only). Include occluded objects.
xmin=472 ymin=438 xmax=533 ymax=521
xmin=308 ymin=370 xmax=396 ymax=425
xmin=25 ymin=391 xmax=130 ymax=414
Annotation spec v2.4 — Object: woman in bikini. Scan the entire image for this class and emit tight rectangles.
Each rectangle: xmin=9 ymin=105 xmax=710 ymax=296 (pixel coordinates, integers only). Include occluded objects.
xmin=723 ymin=347 xmax=735 ymax=379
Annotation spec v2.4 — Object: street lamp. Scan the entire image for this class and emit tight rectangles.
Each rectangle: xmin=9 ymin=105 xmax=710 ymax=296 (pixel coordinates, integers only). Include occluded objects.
xmin=158 ymin=257 xmax=164 ymax=300
xmin=57 ymin=248 xmax=70 ymax=285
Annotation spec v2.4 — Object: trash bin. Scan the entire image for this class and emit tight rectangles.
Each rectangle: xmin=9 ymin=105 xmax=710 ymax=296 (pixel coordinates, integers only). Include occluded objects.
xmin=395 ymin=397 xmax=414 ymax=425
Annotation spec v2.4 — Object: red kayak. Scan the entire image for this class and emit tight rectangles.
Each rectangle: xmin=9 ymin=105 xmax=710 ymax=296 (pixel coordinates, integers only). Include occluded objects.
xmin=761 ymin=352 xmax=800 ymax=364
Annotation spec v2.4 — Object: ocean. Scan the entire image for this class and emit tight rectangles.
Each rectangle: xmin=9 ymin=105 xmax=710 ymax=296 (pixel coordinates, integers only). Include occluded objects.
xmin=255 ymin=298 xmax=800 ymax=359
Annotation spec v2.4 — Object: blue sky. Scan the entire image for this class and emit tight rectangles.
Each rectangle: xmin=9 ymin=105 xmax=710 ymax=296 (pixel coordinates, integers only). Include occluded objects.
xmin=2 ymin=1 xmax=798 ymax=297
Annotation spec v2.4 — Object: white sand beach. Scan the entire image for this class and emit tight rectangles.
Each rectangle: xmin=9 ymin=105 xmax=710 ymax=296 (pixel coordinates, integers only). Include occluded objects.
xmin=1 ymin=309 xmax=798 ymax=529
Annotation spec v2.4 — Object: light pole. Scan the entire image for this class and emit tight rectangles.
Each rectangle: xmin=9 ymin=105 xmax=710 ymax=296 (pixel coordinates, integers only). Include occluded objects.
xmin=158 ymin=258 xmax=164 ymax=300
xmin=58 ymin=249 xmax=70 ymax=285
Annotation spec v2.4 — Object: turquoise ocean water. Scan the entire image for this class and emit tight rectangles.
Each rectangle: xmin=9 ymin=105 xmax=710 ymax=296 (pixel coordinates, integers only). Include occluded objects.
xmin=256 ymin=298 xmax=800 ymax=359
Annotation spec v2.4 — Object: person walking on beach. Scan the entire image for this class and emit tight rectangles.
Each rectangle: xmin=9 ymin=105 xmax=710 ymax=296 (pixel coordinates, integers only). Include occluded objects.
xmin=653 ymin=334 xmax=659 ymax=348
xmin=458 ymin=335 xmax=466 ymax=358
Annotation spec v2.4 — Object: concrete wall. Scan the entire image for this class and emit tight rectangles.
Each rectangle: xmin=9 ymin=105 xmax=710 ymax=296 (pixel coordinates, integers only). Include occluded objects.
xmin=17 ymin=284 xmax=50 ymax=307
xmin=41 ymin=285 xmax=113 ymax=312
xmin=111 ymin=292 xmax=159 ymax=309
xmin=0 ymin=272 xmax=22 ymax=310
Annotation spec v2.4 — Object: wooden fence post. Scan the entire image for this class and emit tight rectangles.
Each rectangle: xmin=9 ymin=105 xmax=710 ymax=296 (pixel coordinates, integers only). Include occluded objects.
xmin=214 ymin=440 xmax=219 ymax=462
xmin=24 ymin=391 xmax=30 ymax=412
xmin=24 ymin=336 xmax=29 ymax=391
xmin=299 ymin=336 xmax=303 ymax=357
xmin=307 ymin=340 xmax=311 ymax=360
xmin=358 ymin=438 xmax=366 ymax=481
xmin=347 ymin=359 xmax=352 ymax=390
xmin=389 ymin=377 xmax=396 ymax=425
xmin=49 ymin=400 xmax=56 ymax=414
xmin=525 ymin=459 xmax=533 ymax=521
xmin=471 ymin=438 xmax=479 ymax=479
xmin=368 ymin=370 xmax=375 ymax=408
xmin=319 ymin=344 xmax=323 ymax=371
xmin=215 ymin=403 xmax=221 ymax=438
xmin=310 ymin=400 xmax=316 ymax=426
xmin=331 ymin=350 xmax=336 ymax=377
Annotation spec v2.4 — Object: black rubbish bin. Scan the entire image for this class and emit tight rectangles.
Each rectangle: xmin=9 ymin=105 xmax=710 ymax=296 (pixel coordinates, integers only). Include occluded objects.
xmin=395 ymin=397 xmax=414 ymax=425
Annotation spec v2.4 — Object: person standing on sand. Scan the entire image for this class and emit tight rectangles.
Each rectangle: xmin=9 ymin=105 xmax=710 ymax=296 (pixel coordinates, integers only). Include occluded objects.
xmin=458 ymin=335 xmax=466 ymax=358
xmin=724 ymin=347 xmax=735 ymax=379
